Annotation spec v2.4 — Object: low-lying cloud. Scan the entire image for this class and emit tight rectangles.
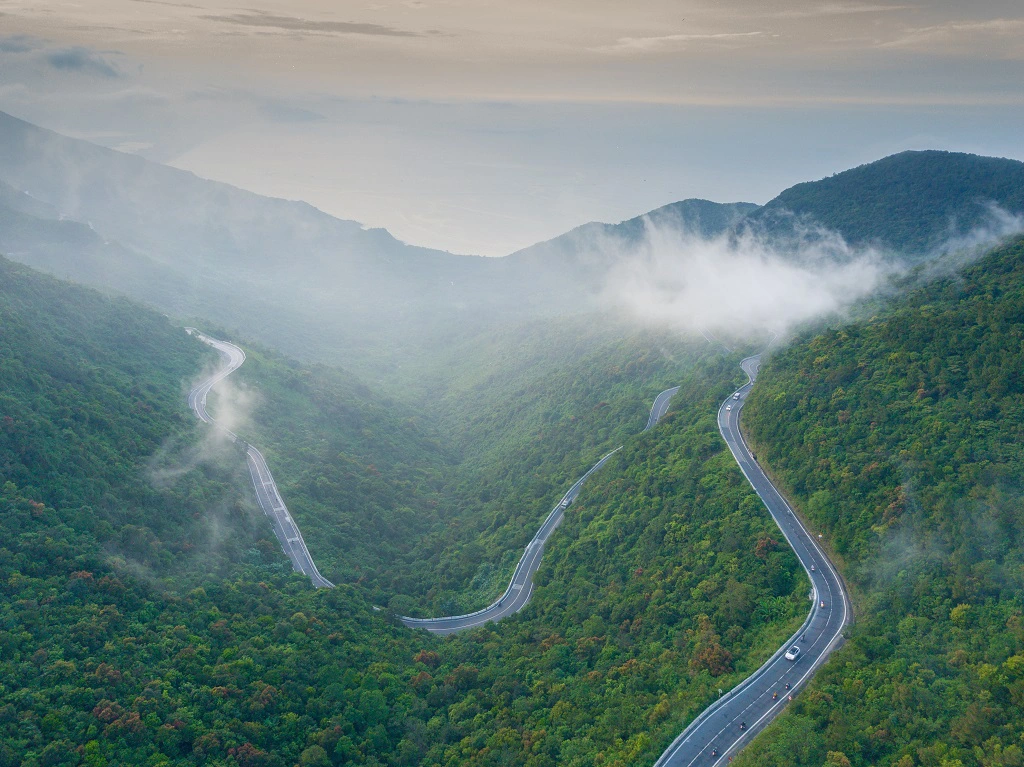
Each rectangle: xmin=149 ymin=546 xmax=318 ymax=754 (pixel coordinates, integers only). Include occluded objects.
xmin=601 ymin=218 xmax=893 ymax=337
xmin=939 ymin=202 xmax=1024 ymax=257
xmin=149 ymin=368 xmax=258 ymax=486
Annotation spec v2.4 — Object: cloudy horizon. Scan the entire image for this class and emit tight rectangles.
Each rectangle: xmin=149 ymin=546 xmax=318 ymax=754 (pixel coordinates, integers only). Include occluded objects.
xmin=1 ymin=1 xmax=1022 ymax=255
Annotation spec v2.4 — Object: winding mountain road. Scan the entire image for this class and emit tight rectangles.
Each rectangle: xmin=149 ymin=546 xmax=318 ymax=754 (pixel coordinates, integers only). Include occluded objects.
xmin=186 ymin=329 xmax=333 ymax=588
xmin=400 ymin=384 xmax=681 ymax=633
xmin=185 ymin=330 xmax=851 ymax=764
xmin=653 ymin=353 xmax=852 ymax=767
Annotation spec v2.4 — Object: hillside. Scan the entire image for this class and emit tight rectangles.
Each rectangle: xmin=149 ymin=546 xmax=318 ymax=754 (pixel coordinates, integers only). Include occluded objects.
xmin=749 ymin=151 xmax=1024 ymax=257
xmin=736 ymin=236 xmax=1024 ymax=767
xmin=0 ymin=255 xmax=813 ymax=765
xmin=0 ymin=111 xmax=578 ymax=379
xmin=0 ymin=255 xmax=273 ymax=577
xmin=503 ymin=199 xmax=758 ymax=290
xmin=6 ymin=110 xmax=1024 ymax=391
xmin=213 ymin=313 xmax=720 ymax=613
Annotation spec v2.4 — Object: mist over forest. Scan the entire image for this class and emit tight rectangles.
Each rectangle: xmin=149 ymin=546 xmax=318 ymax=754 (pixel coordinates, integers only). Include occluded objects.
xmin=2 ymin=95 xmax=1024 ymax=767
xmin=3 ymin=106 xmax=1023 ymax=386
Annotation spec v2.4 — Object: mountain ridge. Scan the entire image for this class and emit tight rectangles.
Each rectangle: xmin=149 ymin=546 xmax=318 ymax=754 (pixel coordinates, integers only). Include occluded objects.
xmin=3 ymin=109 xmax=1024 ymax=384
xmin=749 ymin=149 xmax=1024 ymax=256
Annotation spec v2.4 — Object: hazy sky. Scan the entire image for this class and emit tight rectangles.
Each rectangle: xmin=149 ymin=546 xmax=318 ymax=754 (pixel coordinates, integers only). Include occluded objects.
xmin=1 ymin=1 xmax=1022 ymax=254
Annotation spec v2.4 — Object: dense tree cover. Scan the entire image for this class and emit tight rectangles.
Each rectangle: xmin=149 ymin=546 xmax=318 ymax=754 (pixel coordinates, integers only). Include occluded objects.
xmin=736 ymin=237 xmax=1024 ymax=767
xmin=483 ymin=357 xmax=809 ymax=764
xmin=752 ymin=151 xmax=1024 ymax=257
xmin=394 ymin=325 xmax=719 ymax=616
xmin=220 ymin=319 xmax=718 ymax=615
xmin=213 ymin=342 xmax=457 ymax=594
xmin=0 ymin=385 xmax=808 ymax=767
xmin=0 ymin=344 xmax=808 ymax=767
xmin=0 ymin=256 xmax=271 ymax=578
xmin=1 ymin=255 xmax=812 ymax=765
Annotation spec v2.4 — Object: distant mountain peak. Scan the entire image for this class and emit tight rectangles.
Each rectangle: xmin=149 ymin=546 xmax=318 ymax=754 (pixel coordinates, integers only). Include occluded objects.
xmin=753 ymin=150 xmax=1024 ymax=256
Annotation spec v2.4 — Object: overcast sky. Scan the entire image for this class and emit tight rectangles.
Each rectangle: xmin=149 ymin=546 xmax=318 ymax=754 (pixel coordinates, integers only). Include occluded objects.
xmin=1 ymin=0 xmax=1022 ymax=254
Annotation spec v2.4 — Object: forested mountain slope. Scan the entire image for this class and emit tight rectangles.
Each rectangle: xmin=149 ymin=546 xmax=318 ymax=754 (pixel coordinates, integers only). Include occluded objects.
xmin=735 ymin=236 xmax=1024 ymax=767
xmin=748 ymin=151 xmax=1024 ymax=257
xmin=502 ymin=199 xmax=758 ymax=291
xmin=0 ymin=110 xmax=514 ymax=375
xmin=0 ymin=256 xmax=813 ymax=765
xmin=5 ymin=109 xmax=1023 ymax=387
xmin=0 ymin=255 xmax=267 ymax=577
xmin=220 ymin=316 xmax=714 ymax=615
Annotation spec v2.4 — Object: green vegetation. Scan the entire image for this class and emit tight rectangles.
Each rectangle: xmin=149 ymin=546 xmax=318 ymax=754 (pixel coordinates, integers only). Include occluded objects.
xmin=8 ymin=122 xmax=1024 ymax=767
xmin=755 ymin=151 xmax=1024 ymax=256
xmin=737 ymin=237 xmax=1024 ymax=767
xmin=221 ymin=319 xmax=717 ymax=616
xmin=0 ymin=256 xmax=271 ymax=579
xmin=0 ymin=255 xmax=810 ymax=765
xmin=213 ymin=342 xmax=457 ymax=594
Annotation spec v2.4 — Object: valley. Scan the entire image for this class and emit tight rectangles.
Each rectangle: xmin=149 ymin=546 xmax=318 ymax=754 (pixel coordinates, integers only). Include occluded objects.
xmin=1 ymin=109 xmax=1023 ymax=767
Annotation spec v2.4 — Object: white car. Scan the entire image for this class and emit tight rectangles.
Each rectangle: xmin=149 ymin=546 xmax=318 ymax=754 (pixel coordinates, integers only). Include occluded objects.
xmin=733 ymin=393 xmax=740 ymax=400
xmin=784 ymin=646 xmax=801 ymax=661
xmin=726 ymin=405 xmax=732 ymax=411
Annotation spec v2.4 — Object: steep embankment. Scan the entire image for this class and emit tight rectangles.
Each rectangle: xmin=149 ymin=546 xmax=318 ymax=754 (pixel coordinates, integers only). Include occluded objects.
xmin=735 ymin=237 xmax=1024 ymax=767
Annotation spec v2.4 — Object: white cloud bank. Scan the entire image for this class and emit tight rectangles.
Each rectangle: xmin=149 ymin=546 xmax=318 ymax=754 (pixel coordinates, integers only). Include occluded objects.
xmin=601 ymin=220 xmax=891 ymax=337
xmin=602 ymin=206 xmax=1024 ymax=338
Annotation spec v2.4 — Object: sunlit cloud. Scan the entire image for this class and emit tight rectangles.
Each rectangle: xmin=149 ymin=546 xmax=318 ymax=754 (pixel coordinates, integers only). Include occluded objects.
xmin=602 ymin=30 xmax=766 ymax=54
xmin=880 ymin=18 xmax=1024 ymax=58
xmin=600 ymin=219 xmax=892 ymax=337
xmin=772 ymin=2 xmax=913 ymax=18
xmin=600 ymin=206 xmax=1024 ymax=338
xmin=198 ymin=12 xmax=424 ymax=38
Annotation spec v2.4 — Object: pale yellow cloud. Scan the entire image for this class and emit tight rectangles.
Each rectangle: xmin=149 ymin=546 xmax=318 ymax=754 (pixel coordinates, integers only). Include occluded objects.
xmin=880 ymin=17 xmax=1024 ymax=58
xmin=602 ymin=30 xmax=768 ymax=54
xmin=772 ymin=2 xmax=913 ymax=18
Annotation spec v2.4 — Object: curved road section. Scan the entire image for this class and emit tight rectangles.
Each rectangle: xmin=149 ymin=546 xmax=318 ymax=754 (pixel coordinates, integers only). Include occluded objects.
xmin=186 ymin=329 xmax=333 ymax=588
xmin=400 ymin=385 xmax=681 ymax=634
xmin=653 ymin=354 xmax=852 ymax=767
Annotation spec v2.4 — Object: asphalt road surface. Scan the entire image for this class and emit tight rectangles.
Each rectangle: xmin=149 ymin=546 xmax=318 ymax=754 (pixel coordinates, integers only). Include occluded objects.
xmin=185 ymin=330 xmax=850 ymax=759
xmin=186 ymin=329 xmax=333 ymax=588
xmin=653 ymin=353 xmax=852 ymax=767
xmin=401 ymin=385 xmax=682 ymax=634
xmin=646 ymin=386 xmax=681 ymax=431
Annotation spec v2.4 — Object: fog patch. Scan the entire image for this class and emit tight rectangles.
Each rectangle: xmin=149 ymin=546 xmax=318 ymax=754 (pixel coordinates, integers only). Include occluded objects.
xmin=148 ymin=364 xmax=259 ymax=486
xmin=601 ymin=217 xmax=894 ymax=337
xmin=925 ymin=202 xmax=1024 ymax=270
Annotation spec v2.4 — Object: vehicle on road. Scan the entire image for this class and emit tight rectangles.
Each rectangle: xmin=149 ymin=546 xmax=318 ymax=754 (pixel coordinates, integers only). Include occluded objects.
xmin=726 ymin=405 xmax=732 ymax=411
xmin=733 ymin=393 xmax=740 ymax=400
xmin=784 ymin=646 xmax=801 ymax=661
